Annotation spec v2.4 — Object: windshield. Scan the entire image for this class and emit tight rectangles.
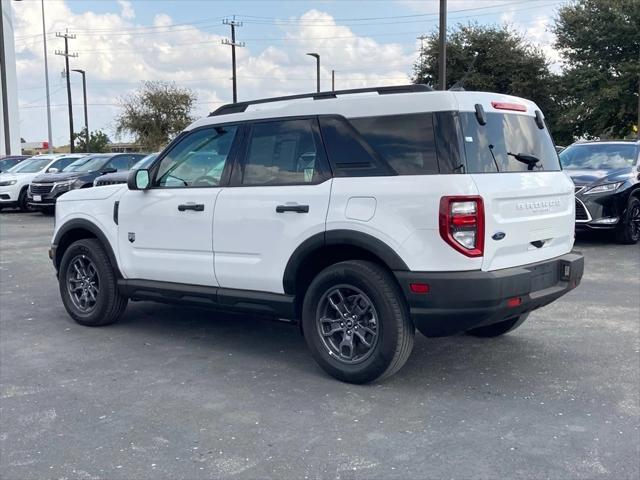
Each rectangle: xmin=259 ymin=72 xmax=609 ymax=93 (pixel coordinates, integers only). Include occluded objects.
xmin=7 ymin=158 xmax=51 ymax=173
xmin=63 ymin=156 xmax=108 ymax=172
xmin=559 ymin=143 xmax=638 ymax=170
xmin=132 ymin=153 xmax=158 ymax=170
xmin=460 ymin=112 xmax=561 ymax=173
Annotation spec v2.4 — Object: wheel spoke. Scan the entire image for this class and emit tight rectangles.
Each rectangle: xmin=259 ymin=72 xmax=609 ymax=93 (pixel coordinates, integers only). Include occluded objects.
xmin=338 ymin=332 xmax=355 ymax=360
xmin=354 ymin=329 xmax=372 ymax=348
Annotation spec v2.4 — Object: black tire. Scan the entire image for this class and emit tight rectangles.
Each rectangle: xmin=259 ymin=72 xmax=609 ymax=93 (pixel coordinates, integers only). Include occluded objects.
xmin=615 ymin=196 xmax=640 ymax=245
xmin=466 ymin=313 xmax=529 ymax=338
xmin=59 ymin=238 xmax=127 ymax=326
xmin=17 ymin=188 xmax=31 ymax=212
xmin=302 ymin=260 xmax=414 ymax=384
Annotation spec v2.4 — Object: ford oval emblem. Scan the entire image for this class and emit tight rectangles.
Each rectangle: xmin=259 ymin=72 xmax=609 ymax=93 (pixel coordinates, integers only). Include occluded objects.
xmin=492 ymin=231 xmax=506 ymax=241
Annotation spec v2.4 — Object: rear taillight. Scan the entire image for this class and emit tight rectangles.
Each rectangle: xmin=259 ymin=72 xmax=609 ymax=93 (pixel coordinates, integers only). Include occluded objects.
xmin=439 ymin=196 xmax=484 ymax=257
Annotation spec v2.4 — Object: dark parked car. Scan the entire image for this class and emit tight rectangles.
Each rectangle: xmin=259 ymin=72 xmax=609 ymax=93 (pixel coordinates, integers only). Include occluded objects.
xmin=560 ymin=140 xmax=640 ymax=244
xmin=0 ymin=155 xmax=29 ymax=172
xmin=93 ymin=153 xmax=158 ymax=186
xmin=28 ymin=153 xmax=146 ymax=213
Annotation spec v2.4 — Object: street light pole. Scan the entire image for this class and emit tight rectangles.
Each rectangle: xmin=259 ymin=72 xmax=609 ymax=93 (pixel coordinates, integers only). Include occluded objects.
xmin=306 ymin=53 xmax=320 ymax=93
xmin=71 ymin=69 xmax=88 ymax=152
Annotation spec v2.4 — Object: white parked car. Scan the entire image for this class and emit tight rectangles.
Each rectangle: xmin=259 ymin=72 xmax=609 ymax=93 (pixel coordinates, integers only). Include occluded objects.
xmin=0 ymin=154 xmax=86 ymax=211
xmin=50 ymin=85 xmax=584 ymax=383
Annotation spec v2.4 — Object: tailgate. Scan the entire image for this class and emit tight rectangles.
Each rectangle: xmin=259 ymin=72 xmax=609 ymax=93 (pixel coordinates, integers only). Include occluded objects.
xmin=471 ymin=171 xmax=575 ymax=271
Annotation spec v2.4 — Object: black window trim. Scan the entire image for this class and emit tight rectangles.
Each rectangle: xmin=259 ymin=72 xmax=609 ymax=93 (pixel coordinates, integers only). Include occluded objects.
xmin=227 ymin=115 xmax=332 ymax=188
xmin=146 ymin=122 xmax=244 ymax=190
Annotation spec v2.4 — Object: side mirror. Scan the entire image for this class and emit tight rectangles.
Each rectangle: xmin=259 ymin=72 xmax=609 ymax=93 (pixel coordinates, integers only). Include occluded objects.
xmin=128 ymin=169 xmax=151 ymax=190
xmin=47 ymin=167 xmax=59 ymax=173
xmin=102 ymin=167 xmax=117 ymax=174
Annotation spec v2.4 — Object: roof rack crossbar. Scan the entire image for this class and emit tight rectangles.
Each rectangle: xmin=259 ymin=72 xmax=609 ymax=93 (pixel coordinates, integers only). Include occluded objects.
xmin=209 ymin=84 xmax=432 ymax=117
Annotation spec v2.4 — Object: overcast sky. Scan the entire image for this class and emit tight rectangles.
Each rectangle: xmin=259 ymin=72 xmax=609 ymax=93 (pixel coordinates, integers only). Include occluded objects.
xmin=12 ymin=0 xmax=568 ymax=147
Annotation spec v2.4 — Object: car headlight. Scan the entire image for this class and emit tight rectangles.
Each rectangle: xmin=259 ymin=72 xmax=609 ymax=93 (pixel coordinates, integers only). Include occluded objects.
xmin=52 ymin=180 xmax=76 ymax=190
xmin=0 ymin=179 xmax=17 ymax=186
xmin=583 ymin=182 xmax=623 ymax=195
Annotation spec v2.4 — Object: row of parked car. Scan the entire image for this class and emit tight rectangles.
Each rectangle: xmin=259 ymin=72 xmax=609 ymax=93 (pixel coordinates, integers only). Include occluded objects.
xmin=0 ymin=152 xmax=155 ymax=214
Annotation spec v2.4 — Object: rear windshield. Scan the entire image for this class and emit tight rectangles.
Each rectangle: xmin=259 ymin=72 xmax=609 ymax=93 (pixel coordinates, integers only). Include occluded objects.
xmin=460 ymin=112 xmax=560 ymax=173
xmin=559 ymin=143 xmax=638 ymax=170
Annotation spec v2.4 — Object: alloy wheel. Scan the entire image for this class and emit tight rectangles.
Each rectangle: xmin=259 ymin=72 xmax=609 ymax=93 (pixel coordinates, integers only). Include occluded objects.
xmin=629 ymin=204 xmax=640 ymax=241
xmin=66 ymin=255 xmax=100 ymax=313
xmin=316 ymin=285 xmax=379 ymax=364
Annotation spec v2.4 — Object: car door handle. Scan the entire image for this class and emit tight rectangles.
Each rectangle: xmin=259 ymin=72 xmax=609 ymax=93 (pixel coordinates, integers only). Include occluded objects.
xmin=276 ymin=204 xmax=309 ymax=213
xmin=178 ymin=203 xmax=205 ymax=212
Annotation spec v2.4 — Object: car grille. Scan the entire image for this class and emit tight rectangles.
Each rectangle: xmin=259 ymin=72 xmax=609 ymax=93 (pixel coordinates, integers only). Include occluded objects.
xmin=30 ymin=184 xmax=53 ymax=194
xmin=575 ymin=199 xmax=589 ymax=221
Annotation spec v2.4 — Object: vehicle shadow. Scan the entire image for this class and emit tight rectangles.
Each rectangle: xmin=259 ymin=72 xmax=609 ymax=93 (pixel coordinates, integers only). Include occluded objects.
xmin=99 ymin=300 xmax=571 ymax=392
xmin=574 ymin=229 xmax=616 ymax=246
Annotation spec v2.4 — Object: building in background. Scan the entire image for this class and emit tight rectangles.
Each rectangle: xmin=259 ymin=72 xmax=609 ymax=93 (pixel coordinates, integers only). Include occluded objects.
xmin=0 ymin=0 xmax=20 ymax=156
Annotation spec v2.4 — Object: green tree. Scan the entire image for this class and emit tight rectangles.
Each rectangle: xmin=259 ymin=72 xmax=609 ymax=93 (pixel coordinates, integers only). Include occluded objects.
xmin=553 ymin=0 xmax=639 ymax=139
xmin=413 ymin=24 xmax=568 ymax=142
xmin=115 ymin=81 xmax=196 ymax=151
xmin=73 ymin=128 xmax=110 ymax=153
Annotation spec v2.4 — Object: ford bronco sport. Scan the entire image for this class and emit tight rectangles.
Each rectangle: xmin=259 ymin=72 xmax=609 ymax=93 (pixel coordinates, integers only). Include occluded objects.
xmin=50 ymin=85 xmax=584 ymax=383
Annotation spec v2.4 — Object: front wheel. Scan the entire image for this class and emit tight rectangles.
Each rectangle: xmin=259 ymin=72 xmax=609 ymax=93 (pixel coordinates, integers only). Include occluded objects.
xmin=18 ymin=188 xmax=31 ymax=212
xmin=466 ymin=313 xmax=529 ymax=338
xmin=59 ymin=238 xmax=127 ymax=326
xmin=302 ymin=260 xmax=414 ymax=384
xmin=615 ymin=196 xmax=640 ymax=245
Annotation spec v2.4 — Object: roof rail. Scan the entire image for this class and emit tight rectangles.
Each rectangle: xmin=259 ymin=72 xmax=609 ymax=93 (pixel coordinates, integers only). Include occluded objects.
xmin=209 ymin=84 xmax=432 ymax=117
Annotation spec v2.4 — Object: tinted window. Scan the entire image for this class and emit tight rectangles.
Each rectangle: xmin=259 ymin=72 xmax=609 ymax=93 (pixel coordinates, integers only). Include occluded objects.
xmin=63 ymin=156 xmax=108 ymax=172
xmin=319 ymin=116 xmax=392 ymax=177
xmin=156 ymin=126 xmax=237 ymax=188
xmin=0 ymin=158 xmax=20 ymax=171
xmin=559 ymin=143 xmax=638 ymax=170
xmin=241 ymin=119 xmax=320 ymax=185
xmin=460 ymin=112 xmax=560 ymax=173
xmin=105 ymin=155 xmax=133 ymax=171
xmin=350 ymin=113 xmax=439 ymax=175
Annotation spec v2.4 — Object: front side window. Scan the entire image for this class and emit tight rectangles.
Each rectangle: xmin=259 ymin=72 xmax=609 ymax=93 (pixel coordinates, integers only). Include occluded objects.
xmin=350 ymin=113 xmax=439 ymax=175
xmin=155 ymin=126 xmax=238 ymax=188
xmin=63 ymin=156 xmax=108 ymax=172
xmin=104 ymin=155 xmax=133 ymax=171
xmin=241 ymin=119 xmax=320 ymax=186
xmin=460 ymin=112 xmax=560 ymax=173
xmin=559 ymin=143 xmax=638 ymax=170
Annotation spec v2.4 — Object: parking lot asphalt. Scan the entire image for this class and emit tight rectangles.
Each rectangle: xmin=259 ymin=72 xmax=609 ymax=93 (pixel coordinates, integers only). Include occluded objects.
xmin=1 ymin=211 xmax=639 ymax=480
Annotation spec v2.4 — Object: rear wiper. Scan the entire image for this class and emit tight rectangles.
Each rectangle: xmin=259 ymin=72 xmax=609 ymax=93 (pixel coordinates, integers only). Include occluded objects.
xmin=508 ymin=152 xmax=541 ymax=171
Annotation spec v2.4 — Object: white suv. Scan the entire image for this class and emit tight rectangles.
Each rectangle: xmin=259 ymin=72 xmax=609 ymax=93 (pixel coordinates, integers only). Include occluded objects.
xmin=50 ymin=85 xmax=584 ymax=383
xmin=0 ymin=154 xmax=86 ymax=211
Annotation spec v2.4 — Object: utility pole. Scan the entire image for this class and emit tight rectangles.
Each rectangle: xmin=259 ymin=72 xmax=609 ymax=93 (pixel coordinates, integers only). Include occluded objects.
xmin=222 ymin=17 xmax=244 ymax=103
xmin=72 ymin=69 xmax=88 ymax=152
xmin=331 ymin=70 xmax=335 ymax=91
xmin=306 ymin=53 xmax=320 ymax=93
xmin=438 ymin=0 xmax=447 ymax=90
xmin=55 ymin=30 xmax=77 ymax=153
xmin=417 ymin=34 xmax=428 ymax=82
xmin=40 ymin=0 xmax=53 ymax=152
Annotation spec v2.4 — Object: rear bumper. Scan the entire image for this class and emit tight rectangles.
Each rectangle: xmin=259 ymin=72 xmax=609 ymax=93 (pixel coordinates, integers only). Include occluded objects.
xmin=394 ymin=252 xmax=584 ymax=337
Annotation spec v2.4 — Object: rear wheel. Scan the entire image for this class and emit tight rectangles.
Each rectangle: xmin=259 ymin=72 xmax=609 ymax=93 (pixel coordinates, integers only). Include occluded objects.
xmin=302 ymin=260 xmax=414 ymax=384
xmin=59 ymin=238 xmax=127 ymax=326
xmin=615 ymin=196 xmax=640 ymax=245
xmin=466 ymin=314 xmax=529 ymax=338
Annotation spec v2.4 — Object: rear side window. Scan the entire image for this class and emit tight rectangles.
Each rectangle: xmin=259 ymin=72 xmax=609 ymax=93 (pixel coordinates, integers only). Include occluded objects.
xmin=460 ymin=112 xmax=560 ymax=173
xmin=350 ymin=113 xmax=439 ymax=175
xmin=241 ymin=119 xmax=323 ymax=185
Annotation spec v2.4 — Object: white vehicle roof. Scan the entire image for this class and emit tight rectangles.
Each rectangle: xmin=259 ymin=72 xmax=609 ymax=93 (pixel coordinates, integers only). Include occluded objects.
xmin=188 ymin=89 xmax=541 ymax=131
